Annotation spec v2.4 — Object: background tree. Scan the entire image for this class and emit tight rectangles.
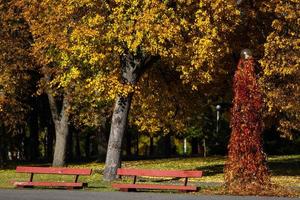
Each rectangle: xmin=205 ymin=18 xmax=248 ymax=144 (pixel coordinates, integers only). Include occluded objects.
xmin=0 ymin=0 xmax=38 ymax=162
xmin=260 ymin=0 xmax=300 ymax=138
xmin=224 ymin=50 xmax=270 ymax=193
xmin=20 ymin=0 xmax=240 ymax=178
xmin=96 ymin=0 xmax=240 ymax=181
xmin=21 ymin=0 xmax=110 ymax=166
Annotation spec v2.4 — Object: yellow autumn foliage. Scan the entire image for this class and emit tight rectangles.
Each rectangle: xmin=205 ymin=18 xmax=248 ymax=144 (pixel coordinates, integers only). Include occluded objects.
xmin=19 ymin=0 xmax=240 ymax=131
xmin=260 ymin=0 xmax=300 ymax=137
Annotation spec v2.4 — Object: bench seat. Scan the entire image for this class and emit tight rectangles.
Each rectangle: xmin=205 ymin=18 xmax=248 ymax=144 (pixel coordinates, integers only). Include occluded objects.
xmin=112 ymin=183 xmax=197 ymax=191
xmin=13 ymin=166 xmax=92 ymax=189
xmin=113 ymin=168 xmax=202 ymax=192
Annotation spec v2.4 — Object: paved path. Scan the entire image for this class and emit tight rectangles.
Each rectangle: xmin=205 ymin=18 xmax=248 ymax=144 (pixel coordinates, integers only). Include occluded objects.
xmin=0 ymin=189 xmax=299 ymax=200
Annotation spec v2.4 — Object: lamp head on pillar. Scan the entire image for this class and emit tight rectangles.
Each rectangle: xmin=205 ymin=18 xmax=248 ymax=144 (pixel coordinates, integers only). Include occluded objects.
xmin=240 ymin=49 xmax=253 ymax=60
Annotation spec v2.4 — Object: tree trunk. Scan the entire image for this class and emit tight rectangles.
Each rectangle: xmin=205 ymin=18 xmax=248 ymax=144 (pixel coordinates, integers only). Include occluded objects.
xmin=149 ymin=136 xmax=154 ymax=156
xmin=85 ymin=132 xmax=90 ymax=159
xmin=46 ymin=87 xmax=70 ymax=167
xmin=103 ymin=51 xmax=158 ymax=181
xmin=75 ymin=129 xmax=81 ymax=160
xmin=52 ymin=121 xmax=69 ymax=166
xmin=28 ymin=100 xmax=39 ymax=161
xmin=103 ymin=94 xmax=133 ymax=181
xmin=203 ymin=138 xmax=207 ymax=157
xmin=224 ymin=57 xmax=269 ymax=191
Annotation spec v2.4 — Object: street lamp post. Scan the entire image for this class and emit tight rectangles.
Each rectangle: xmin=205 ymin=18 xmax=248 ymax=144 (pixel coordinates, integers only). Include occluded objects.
xmin=216 ymin=105 xmax=221 ymax=134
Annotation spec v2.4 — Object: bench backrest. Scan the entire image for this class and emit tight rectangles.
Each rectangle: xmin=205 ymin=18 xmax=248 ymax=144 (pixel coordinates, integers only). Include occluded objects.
xmin=16 ymin=166 xmax=92 ymax=175
xmin=117 ymin=168 xmax=202 ymax=178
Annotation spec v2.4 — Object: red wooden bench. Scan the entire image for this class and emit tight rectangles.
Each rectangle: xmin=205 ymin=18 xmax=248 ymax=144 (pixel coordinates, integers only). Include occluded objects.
xmin=112 ymin=168 xmax=203 ymax=192
xmin=13 ymin=166 xmax=92 ymax=189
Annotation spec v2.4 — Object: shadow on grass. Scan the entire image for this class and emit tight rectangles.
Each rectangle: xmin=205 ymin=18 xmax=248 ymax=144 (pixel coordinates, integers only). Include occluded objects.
xmin=0 ymin=161 xmax=54 ymax=170
xmin=85 ymin=186 xmax=110 ymax=189
xmin=268 ymin=157 xmax=300 ymax=176
xmin=195 ymin=164 xmax=224 ymax=176
xmin=194 ymin=156 xmax=300 ymax=177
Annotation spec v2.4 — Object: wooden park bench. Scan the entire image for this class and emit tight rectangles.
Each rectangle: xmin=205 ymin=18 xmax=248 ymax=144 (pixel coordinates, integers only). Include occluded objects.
xmin=112 ymin=168 xmax=203 ymax=192
xmin=13 ymin=166 xmax=92 ymax=189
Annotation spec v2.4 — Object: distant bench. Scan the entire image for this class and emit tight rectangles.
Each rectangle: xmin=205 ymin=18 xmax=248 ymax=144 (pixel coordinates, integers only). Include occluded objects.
xmin=13 ymin=166 xmax=92 ymax=189
xmin=112 ymin=168 xmax=203 ymax=192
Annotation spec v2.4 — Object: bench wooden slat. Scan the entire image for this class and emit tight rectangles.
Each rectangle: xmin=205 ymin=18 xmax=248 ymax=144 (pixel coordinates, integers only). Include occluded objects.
xmin=16 ymin=166 xmax=92 ymax=175
xmin=117 ymin=168 xmax=202 ymax=178
xmin=112 ymin=183 xmax=197 ymax=191
xmin=14 ymin=181 xmax=83 ymax=188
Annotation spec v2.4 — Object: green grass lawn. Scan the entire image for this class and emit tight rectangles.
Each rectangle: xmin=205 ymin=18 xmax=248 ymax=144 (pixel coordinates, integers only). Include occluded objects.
xmin=0 ymin=154 xmax=299 ymax=193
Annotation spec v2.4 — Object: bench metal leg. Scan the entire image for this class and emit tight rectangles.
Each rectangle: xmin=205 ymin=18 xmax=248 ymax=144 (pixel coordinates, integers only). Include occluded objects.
xmin=82 ymin=183 xmax=88 ymax=187
xmin=18 ymin=186 xmax=33 ymax=189
xmin=179 ymin=190 xmax=188 ymax=193
xmin=119 ymin=188 xmax=137 ymax=192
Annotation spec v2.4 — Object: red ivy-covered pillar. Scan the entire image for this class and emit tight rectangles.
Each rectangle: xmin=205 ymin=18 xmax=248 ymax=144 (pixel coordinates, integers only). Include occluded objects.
xmin=224 ymin=49 xmax=269 ymax=192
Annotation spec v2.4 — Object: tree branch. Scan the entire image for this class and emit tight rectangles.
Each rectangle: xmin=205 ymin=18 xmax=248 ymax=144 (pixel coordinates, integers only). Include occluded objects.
xmin=44 ymin=74 xmax=59 ymax=123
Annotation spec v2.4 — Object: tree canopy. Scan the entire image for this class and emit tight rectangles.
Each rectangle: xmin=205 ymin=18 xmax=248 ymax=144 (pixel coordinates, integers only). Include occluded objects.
xmin=260 ymin=0 xmax=300 ymax=138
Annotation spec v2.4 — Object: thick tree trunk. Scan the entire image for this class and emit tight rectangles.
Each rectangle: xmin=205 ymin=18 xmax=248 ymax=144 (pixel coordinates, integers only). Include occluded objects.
xmin=52 ymin=121 xmax=69 ymax=166
xmin=46 ymin=88 xmax=70 ymax=167
xmin=224 ymin=57 xmax=269 ymax=190
xmin=103 ymin=51 xmax=158 ymax=181
xmin=75 ymin=130 xmax=81 ymax=160
xmin=103 ymin=94 xmax=133 ymax=181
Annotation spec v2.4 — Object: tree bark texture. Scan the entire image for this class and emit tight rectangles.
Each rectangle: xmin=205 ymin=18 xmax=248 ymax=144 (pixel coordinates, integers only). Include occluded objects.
xmin=103 ymin=94 xmax=133 ymax=181
xmin=103 ymin=50 xmax=157 ymax=181
xmin=52 ymin=122 xmax=69 ymax=166
xmin=47 ymin=88 xmax=70 ymax=167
